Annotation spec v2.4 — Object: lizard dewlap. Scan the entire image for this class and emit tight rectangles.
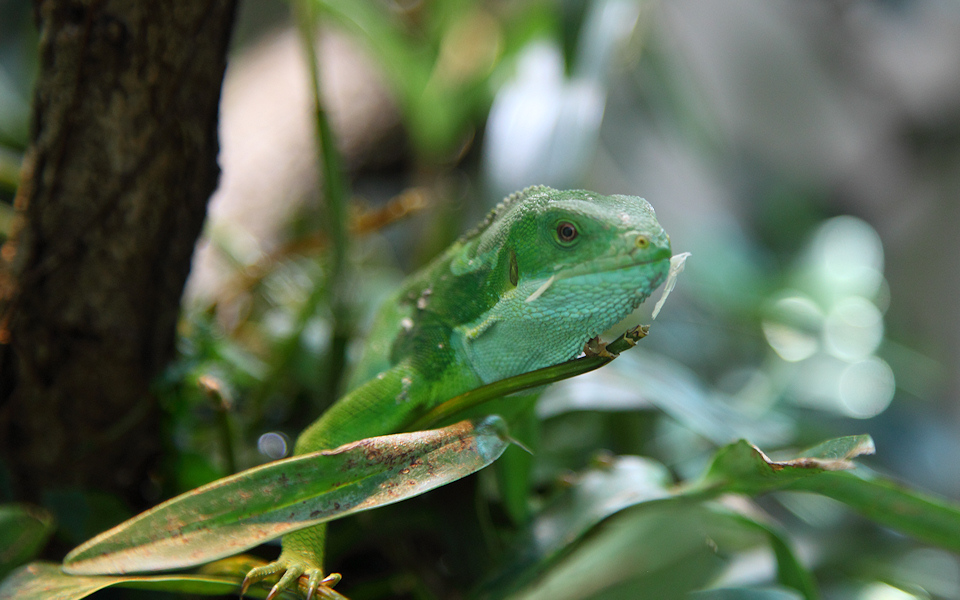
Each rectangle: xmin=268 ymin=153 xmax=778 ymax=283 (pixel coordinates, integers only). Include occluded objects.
xmin=242 ymin=186 xmax=674 ymax=599
xmin=652 ymin=251 xmax=691 ymax=319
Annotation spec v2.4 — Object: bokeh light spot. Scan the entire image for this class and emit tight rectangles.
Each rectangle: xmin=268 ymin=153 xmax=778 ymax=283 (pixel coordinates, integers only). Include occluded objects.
xmin=258 ymin=432 xmax=289 ymax=459
xmin=824 ymin=296 xmax=884 ymax=360
xmin=762 ymin=295 xmax=822 ymax=362
xmin=838 ymin=357 xmax=895 ymax=419
xmin=808 ymin=216 xmax=885 ymax=299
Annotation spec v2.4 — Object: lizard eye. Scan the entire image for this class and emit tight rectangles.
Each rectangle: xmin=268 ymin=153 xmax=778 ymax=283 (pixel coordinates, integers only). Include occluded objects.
xmin=556 ymin=221 xmax=579 ymax=243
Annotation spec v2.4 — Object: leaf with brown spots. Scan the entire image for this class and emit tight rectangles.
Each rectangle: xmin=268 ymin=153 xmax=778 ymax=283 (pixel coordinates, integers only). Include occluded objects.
xmin=0 ymin=560 xmax=299 ymax=600
xmin=61 ymin=417 xmax=509 ymax=576
xmin=695 ymin=435 xmax=875 ymax=496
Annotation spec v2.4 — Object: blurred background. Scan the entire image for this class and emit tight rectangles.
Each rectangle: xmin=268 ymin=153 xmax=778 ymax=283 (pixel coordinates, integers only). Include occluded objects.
xmin=2 ymin=0 xmax=960 ymax=598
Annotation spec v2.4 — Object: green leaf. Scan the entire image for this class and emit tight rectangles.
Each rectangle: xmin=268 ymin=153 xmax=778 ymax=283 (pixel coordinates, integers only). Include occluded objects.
xmin=482 ymin=437 xmax=873 ymax=598
xmin=717 ymin=508 xmax=819 ymax=600
xmin=690 ymin=587 xmax=805 ymax=600
xmin=787 ymin=469 xmax=960 ymax=554
xmin=0 ymin=504 xmax=55 ymax=579
xmin=504 ymin=504 xmax=783 ymax=600
xmin=690 ymin=435 xmax=960 ymax=556
xmin=63 ymin=417 xmax=510 ymax=575
xmin=484 ymin=451 xmax=822 ymax=599
xmin=696 ymin=435 xmax=875 ymax=496
xmin=481 ymin=455 xmax=673 ymax=597
xmin=317 ymin=0 xmax=430 ymax=106
xmin=504 ymin=506 xmax=724 ymax=600
xmin=763 ymin=526 xmax=819 ymax=600
xmin=796 ymin=435 xmax=877 ymax=462
xmin=0 ymin=561 xmax=297 ymax=600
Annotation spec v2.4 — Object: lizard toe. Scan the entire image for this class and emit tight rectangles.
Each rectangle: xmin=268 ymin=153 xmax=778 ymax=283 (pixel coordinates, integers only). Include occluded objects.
xmin=241 ymin=561 xmax=286 ymax=597
xmin=305 ymin=569 xmax=345 ymax=600
xmin=241 ymin=560 xmax=346 ymax=600
xmin=267 ymin=563 xmax=304 ymax=600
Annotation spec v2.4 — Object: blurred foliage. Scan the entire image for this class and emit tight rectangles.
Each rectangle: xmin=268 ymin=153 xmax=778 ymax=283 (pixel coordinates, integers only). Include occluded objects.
xmin=0 ymin=504 xmax=53 ymax=580
xmin=0 ymin=0 xmax=34 ymax=244
xmin=2 ymin=0 xmax=960 ymax=599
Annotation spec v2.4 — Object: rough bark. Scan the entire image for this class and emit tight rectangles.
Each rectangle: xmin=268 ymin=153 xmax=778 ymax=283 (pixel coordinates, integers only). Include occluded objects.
xmin=0 ymin=0 xmax=237 ymax=506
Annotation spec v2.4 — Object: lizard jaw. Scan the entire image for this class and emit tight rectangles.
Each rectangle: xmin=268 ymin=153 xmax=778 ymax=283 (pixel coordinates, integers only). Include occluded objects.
xmin=552 ymin=252 xmax=672 ymax=281
xmin=523 ymin=255 xmax=671 ymax=304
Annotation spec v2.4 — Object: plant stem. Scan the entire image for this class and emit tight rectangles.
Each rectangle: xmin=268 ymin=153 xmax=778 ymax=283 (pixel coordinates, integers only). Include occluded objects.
xmin=409 ymin=325 xmax=650 ymax=430
xmin=295 ymin=0 xmax=352 ymax=403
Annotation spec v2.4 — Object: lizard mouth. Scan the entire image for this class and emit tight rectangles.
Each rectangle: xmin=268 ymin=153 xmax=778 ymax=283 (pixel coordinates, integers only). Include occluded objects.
xmin=524 ymin=253 xmax=672 ymax=303
xmin=556 ymin=252 xmax=671 ymax=280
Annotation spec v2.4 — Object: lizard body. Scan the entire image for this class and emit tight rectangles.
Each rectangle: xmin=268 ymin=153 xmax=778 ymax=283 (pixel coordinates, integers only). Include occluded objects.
xmin=243 ymin=186 xmax=672 ymax=599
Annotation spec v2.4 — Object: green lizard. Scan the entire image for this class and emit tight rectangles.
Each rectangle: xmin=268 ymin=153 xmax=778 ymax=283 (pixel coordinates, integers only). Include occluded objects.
xmin=241 ymin=185 xmax=673 ymax=599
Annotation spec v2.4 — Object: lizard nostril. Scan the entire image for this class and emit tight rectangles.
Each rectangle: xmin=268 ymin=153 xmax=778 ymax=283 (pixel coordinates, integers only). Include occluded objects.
xmin=636 ymin=235 xmax=650 ymax=249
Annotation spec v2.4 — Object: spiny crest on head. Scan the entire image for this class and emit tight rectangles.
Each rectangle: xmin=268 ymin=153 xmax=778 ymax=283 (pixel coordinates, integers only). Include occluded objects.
xmin=460 ymin=185 xmax=553 ymax=242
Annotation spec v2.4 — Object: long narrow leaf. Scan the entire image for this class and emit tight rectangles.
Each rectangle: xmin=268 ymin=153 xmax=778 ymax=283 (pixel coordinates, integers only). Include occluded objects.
xmin=63 ymin=417 xmax=509 ymax=575
xmin=0 ymin=504 xmax=54 ymax=579
xmin=0 ymin=561 xmax=298 ymax=600
xmin=485 ymin=437 xmax=873 ymax=598
xmin=480 ymin=455 xmax=673 ymax=598
xmin=717 ymin=508 xmax=819 ymax=600
xmin=316 ymin=0 xmax=430 ymax=105
xmin=690 ymin=587 xmax=804 ymax=600
xmin=787 ymin=469 xmax=960 ymax=553
xmin=296 ymin=0 xmax=352 ymax=402
xmin=694 ymin=435 xmax=875 ymax=496
xmin=691 ymin=435 xmax=960 ymax=555
xmin=505 ymin=503 xmax=771 ymax=600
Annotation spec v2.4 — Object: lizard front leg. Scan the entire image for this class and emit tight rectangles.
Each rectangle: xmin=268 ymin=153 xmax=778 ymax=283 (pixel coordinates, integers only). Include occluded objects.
xmin=242 ymin=524 xmax=344 ymax=600
xmin=242 ymin=361 xmax=445 ymax=600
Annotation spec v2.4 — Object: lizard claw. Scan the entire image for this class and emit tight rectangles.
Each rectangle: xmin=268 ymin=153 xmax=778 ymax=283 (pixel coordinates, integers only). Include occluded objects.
xmin=307 ymin=573 xmax=343 ymax=600
xmin=583 ymin=336 xmax=614 ymax=358
xmin=241 ymin=561 xmax=284 ymax=597
xmin=241 ymin=560 xmax=345 ymax=600
xmin=267 ymin=563 xmax=304 ymax=600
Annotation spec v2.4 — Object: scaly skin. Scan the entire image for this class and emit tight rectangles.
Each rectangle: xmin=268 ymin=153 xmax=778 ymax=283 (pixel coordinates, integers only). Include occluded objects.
xmin=242 ymin=186 xmax=672 ymax=599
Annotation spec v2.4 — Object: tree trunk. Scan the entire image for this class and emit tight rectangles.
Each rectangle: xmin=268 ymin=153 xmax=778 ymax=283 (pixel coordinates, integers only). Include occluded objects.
xmin=0 ymin=0 xmax=237 ymax=507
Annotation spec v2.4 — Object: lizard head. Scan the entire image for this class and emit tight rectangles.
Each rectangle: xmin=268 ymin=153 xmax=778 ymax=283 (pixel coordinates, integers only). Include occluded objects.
xmin=510 ymin=189 xmax=670 ymax=292
xmin=461 ymin=186 xmax=673 ymax=382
